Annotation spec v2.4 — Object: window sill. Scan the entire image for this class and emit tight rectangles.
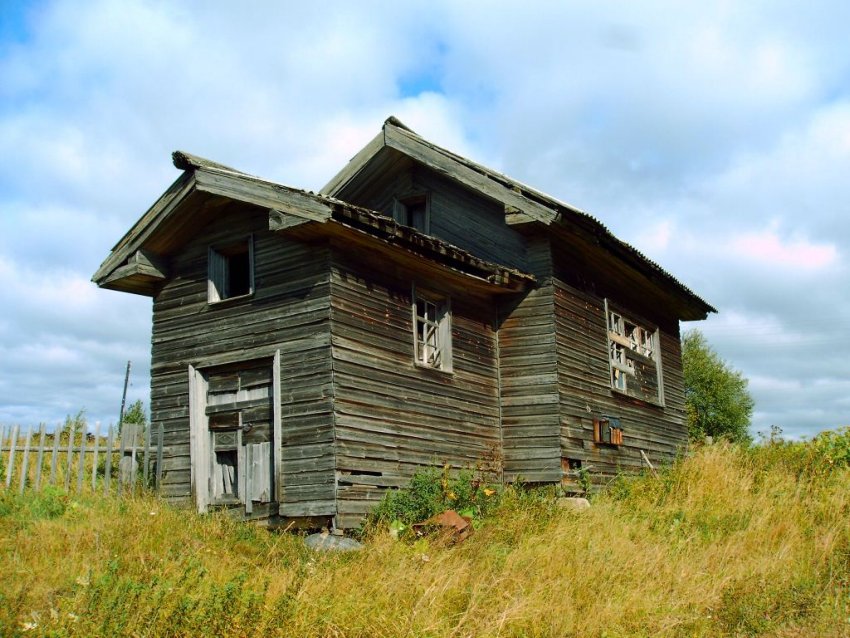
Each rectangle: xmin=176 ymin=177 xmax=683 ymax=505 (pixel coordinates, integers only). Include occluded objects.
xmin=208 ymin=292 xmax=254 ymax=307
xmin=413 ymin=361 xmax=454 ymax=376
xmin=610 ymin=387 xmax=664 ymax=409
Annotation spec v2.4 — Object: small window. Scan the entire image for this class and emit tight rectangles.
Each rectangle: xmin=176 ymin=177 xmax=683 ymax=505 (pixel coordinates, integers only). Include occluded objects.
xmin=394 ymin=193 xmax=430 ymax=233
xmin=593 ymin=417 xmax=624 ymax=446
xmin=209 ymin=236 xmax=254 ymax=303
xmin=606 ymin=302 xmax=663 ymax=404
xmin=412 ymin=285 xmax=452 ymax=372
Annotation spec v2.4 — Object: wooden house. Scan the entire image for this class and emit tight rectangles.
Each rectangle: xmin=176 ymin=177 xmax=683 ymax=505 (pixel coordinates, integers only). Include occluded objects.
xmin=93 ymin=117 xmax=714 ymax=529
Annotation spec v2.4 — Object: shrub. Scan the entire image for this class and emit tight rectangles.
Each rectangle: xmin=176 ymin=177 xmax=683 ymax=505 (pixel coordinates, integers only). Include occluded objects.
xmin=366 ymin=464 xmax=501 ymax=532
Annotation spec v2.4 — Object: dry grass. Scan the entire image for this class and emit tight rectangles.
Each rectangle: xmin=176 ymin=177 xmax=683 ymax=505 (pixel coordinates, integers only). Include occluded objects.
xmin=1 ymin=442 xmax=848 ymax=637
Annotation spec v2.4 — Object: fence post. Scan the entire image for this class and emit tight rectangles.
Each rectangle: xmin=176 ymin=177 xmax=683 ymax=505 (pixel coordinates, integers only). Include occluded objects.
xmin=0 ymin=425 xmax=6 ymax=486
xmin=91 ymin=422 xmax=101 ymax=491
xmin=117 ymin=424 xmax=127 ymax=496
xmin=76 ymin=427 xmax=87 ymax=493
xmin=5 ymin=425 xmax=19 ymax=489
xmin=49 ymin=423 xmax=61 ymax=486
xmin=104 ymin=425 xmax=114 ymax=496
xmin=34 ymin=424 xmax=47 ymax=491
xmin=18 ymin=425 xmax=33 ymax=495
xmin=64 ymin=423 xmax=75 ymax=491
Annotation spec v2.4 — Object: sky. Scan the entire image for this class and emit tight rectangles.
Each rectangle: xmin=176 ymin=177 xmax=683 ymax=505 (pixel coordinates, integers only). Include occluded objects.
xmin=0 ymin=0 xmax=848 ymax=440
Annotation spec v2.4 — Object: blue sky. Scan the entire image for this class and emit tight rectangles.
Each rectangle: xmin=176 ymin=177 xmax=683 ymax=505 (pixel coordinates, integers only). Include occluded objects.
xmin=1 ymin=0 xmax=848 ymax=439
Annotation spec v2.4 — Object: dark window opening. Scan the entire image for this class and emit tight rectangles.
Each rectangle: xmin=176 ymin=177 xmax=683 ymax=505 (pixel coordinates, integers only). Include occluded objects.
xmin=394 ymin=193 xmax=430 ymax=233
xmin=227 ymin=249 xmax=251 ymax=297
xmin=209 ymin=237 xmax=254 ymax=302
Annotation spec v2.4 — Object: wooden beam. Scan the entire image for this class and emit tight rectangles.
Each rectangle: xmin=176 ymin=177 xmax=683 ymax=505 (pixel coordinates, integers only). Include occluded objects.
xmin=92 ymin=172 xmax=195 ymax=284
xmin=268 ymin=204 xmax=331 ymax=232
xmin=383 ymin=124 xmax=560 ymax=225
xmin=194 ymin=168 xmax=333 ymax=220
xmin=132 ymin=249 xmax=168 ymax=278
xmin=320 ymin=129 xmax=386 ymax=196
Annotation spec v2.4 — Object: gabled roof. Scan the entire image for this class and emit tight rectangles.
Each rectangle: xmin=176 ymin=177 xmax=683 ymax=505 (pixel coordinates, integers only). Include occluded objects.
xmin=322 ymin=117 xmax=716 ymax=321
xmin=92 ymin=151 xmax=534 ymax=296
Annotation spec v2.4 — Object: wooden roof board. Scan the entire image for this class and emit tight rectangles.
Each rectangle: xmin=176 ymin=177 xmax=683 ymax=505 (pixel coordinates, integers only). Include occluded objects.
xmin=321 ymin=117 xmax=716 ymax=320
xmin=93 ymin=151 xmax=534 ymax=296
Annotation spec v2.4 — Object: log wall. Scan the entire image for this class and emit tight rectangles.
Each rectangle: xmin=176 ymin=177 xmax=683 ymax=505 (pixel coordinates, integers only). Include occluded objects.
xmin=328 ymin=247 xmax=502 ymax=529
xmin=553 ymin=270 xmax=687 ymax=484
xmin=150 ymin=202 xmax=336 ymax=517
xmin=497 ymin=238 xmax=562 ymax=482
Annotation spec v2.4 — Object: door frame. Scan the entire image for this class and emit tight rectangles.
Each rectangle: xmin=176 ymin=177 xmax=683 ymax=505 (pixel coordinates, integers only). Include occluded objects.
xmin=189 ymin=350 xmax=281 ymax=514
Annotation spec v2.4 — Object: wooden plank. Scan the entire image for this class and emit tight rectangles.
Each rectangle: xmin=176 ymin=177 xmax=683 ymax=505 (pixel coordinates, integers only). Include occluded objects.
xmin=5 ymin=425 xmax=18 ymax=489
xmin=64 ymin=423 xmax=74 ymax=491
xmin=142 ymin=422 xmax=151 ymax=487
xmin=18 ymin=425 xmax=32 ymax=495
xmin=156 ymin=422 xmax=164 ymax=490
xmin=104 ymin=425 xmax=114 ymax=495
xmin=272 ymin=349 xmax=282 ymax=503
xmin=194 ymin=168 xmax=333 ymax=221
xmin=91 ymin=422 xmax=101 ymax=491
xmin=34 ymin=424 xmax=47 ymax=491
xmin=76 ymin=427 xmax=87 ymax=493
xmin=49 ymin=425 xmax=60 ymax=486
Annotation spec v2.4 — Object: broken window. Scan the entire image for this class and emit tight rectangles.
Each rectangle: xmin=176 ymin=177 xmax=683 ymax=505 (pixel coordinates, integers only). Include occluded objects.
xmin=394 ymin=193 xmax=430 ymax=233
xmin=412 ymin=286 xmax=452 ymax=372
xmin=606 ymin=303 xmax=663 ymax=404
xmin=208 ymin=236 xmax=254 ymax=303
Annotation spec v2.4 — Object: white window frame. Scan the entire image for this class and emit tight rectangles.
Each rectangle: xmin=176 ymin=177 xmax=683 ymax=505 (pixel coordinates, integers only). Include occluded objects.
xmin=393 ymin=192 xmax=430 ymax=234
xmin=604 ymin=299 xmax=664 ymax=405
xmin=208 ymin=235 xmax=254 ymax=303
xmin=412 ymin=284 xmax=452 ymax=373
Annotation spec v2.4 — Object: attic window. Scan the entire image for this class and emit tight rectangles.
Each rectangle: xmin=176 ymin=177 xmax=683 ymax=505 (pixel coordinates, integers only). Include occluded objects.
xmin=412 ymin=285 xmax=452 ymax=372
xmin=394 ymin=193 xmax=430 ymax=233
xmin=606 ymin=302 xmax=663 ymax=405
xmin=208 ymin=236 xmax=254 ymax=303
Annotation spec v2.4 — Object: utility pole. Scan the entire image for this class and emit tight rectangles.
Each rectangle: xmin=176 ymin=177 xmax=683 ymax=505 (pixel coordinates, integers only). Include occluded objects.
xmin=118 ymin=360 xmax=131 ymax=434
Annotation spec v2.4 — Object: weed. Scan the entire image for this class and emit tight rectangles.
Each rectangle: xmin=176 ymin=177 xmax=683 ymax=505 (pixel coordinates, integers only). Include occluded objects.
xmin=365 ymin=464 xmax=502 ymax=534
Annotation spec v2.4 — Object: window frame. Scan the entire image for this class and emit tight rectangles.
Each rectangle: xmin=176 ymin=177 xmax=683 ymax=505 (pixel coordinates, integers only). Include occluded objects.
xmin=604 ymin=299 xmax=665 ymax=406
xmin=208 ymin=235 xmax=255 ymax=304
xmin=411 ymin=284 xmax=452 ymax=373
xmin=393 ymin=192 xmax=431 ymax=234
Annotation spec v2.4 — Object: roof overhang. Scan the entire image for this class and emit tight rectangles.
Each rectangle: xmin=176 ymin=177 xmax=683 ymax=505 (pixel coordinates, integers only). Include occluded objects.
xmin=322 ymin=117 xmax=716 ymax=321
xmin=93 ymin=151 xmax=534 ymax=296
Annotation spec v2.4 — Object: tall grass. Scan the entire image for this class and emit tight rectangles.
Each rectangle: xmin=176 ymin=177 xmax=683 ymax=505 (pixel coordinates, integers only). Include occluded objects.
xmin=1 ymin=434 xmax=848 ymax=637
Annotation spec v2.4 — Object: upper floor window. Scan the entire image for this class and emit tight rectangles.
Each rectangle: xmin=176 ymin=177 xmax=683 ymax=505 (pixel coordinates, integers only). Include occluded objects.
xmin=412 ymin=285 xmax=452 ymax=372
xmin=606 ymin=302 xmax=663 ymax=404
xmin=394 ymin=193 xmax=430 ymax=233
xmin=209 ymin=236 xmax=254 ymax=303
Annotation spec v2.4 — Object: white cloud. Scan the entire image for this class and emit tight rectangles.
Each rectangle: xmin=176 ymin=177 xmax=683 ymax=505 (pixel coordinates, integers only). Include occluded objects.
xmin=729 ymin=228 xmax=838 ymax=271
xmin=1 ymin=0 xmax=849 ymax=440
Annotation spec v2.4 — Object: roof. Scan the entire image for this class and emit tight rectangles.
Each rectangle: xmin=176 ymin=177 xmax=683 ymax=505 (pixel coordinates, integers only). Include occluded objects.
xmin=92 ymin=151 xmax=535 ymax=296
xmin=322 ymin=116 xmax=716 ymax=320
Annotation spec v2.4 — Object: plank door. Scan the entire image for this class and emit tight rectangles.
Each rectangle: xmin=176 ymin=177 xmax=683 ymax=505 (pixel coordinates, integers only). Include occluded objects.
xmin=191 ymin=357 xmax=279 ymax=515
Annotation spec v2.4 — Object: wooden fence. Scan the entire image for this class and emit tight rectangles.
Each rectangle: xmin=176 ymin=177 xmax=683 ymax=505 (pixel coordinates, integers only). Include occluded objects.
xmin=0 ymin=422 xmax=164 ymax=496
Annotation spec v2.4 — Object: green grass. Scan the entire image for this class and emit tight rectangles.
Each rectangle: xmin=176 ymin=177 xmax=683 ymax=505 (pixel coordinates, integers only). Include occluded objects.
xmin=1 ymin=431 xmax=849 ymax=637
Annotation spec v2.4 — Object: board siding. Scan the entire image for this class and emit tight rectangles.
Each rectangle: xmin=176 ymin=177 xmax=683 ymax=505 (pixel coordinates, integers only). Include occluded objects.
xmin=150 ymin=202 xmax=336 ymax=517
xmin=554 ymin=274 xmax=687 ymax=485
xmin=497 ymin=239 xmax=562 ymax=483
xmin=332 ymin=162 xmax=528 ymax=272
xmin=329 ymin=248 xmax=502 ymax=529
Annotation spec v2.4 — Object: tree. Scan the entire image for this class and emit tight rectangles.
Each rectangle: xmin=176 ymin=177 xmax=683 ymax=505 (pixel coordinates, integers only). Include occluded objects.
xmin=682 ymin=330 xmax=754 ymax=444
xmin=120 ymin=399 xmax=147 ymax=433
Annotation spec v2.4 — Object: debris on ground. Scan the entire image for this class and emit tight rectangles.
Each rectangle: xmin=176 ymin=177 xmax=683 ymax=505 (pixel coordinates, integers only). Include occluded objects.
xmin=412 ymin=509 xmax=473 ymax=543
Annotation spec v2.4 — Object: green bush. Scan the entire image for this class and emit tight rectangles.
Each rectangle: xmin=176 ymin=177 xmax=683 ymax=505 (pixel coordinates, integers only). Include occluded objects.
xmin=366 ymin=464 xmax=502 ymax=532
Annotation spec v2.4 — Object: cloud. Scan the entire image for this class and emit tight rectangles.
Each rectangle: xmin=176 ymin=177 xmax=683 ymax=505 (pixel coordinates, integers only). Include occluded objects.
xmin=729 ymin=229 xmax=838 ymax=271
xmin=1 ymin=0 xmax=849 ymax=441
